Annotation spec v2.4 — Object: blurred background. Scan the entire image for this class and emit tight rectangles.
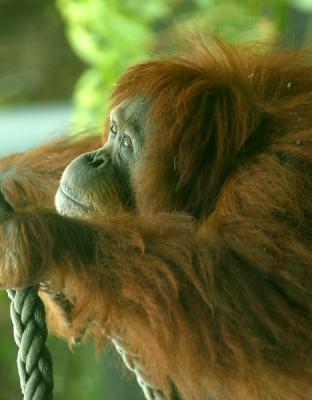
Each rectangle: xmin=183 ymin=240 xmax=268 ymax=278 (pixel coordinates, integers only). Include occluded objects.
xmin=0 ymin=0 xmax=311 ymax=399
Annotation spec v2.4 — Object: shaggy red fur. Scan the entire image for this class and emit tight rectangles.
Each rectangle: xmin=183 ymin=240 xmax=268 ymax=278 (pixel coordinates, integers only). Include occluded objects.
xmin=0 ymin=39 xmax=311 ymax=400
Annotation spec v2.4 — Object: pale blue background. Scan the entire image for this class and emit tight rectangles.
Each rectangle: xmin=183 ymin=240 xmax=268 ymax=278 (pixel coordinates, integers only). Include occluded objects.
xmin=0 ymin=102 xmax=73 ymax=156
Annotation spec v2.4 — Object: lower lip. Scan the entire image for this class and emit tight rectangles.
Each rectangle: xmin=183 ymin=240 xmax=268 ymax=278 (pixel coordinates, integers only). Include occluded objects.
xmin=59 ymin=186 xmax=91 ymax=211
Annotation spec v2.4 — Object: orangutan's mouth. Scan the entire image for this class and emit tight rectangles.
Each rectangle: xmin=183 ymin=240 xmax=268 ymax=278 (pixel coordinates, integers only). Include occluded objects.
xmin=56 ymin=184 xmax=94 ymax=215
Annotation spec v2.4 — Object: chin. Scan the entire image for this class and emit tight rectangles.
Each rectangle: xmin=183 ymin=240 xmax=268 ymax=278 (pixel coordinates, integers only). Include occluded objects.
xmin=55 ymin=186 xmax=92 ymax=217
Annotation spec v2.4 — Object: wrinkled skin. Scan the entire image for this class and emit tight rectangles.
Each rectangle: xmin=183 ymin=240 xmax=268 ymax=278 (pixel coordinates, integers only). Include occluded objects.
xmin=55 ymin=99 xmax=148 ymax=217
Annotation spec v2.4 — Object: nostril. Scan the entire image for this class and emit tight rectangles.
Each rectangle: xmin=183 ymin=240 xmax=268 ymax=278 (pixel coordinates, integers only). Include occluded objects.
xmin=87 ymin=152 xmax=110 ymax=168
xmin=90 ymin=158 xmax=104 ymax=168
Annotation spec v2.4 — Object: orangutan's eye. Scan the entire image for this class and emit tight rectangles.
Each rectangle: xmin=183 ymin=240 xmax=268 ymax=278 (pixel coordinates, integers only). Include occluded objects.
xmin=122 ymin=135 xmax=133 ymax=149
xmin=110 ymin=122 xmax=118 ymax=135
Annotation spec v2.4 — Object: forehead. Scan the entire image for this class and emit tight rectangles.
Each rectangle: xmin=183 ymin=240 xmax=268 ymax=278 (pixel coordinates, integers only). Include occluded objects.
xmin=110 ymin=98 xmax=149 ymax=128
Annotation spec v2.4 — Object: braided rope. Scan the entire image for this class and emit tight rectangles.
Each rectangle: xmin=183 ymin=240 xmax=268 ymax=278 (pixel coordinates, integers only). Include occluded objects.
xmin=7 ymin=287 xmax=54 ymax=400
xmin=112 ymin=338 xmax=165 ymax=400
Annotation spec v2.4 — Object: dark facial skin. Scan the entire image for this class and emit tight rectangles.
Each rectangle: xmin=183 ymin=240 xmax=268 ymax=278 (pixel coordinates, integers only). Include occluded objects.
xmin=55 ymin=98 xmax=149 ymax=217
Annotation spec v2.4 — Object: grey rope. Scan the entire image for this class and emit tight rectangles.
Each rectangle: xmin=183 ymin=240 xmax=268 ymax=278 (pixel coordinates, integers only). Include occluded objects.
xmin=7 ymin=287 xmax=54 ymax=400
xmin=112 ymin=338 xmax=165 ymax=400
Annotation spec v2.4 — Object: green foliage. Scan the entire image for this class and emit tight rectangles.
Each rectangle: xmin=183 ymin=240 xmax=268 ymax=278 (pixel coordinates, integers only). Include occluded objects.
xmin=291 ymin=0 xmax=312 ymax=12
xmin=56 ymin=0 xmax=291 ymax=129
